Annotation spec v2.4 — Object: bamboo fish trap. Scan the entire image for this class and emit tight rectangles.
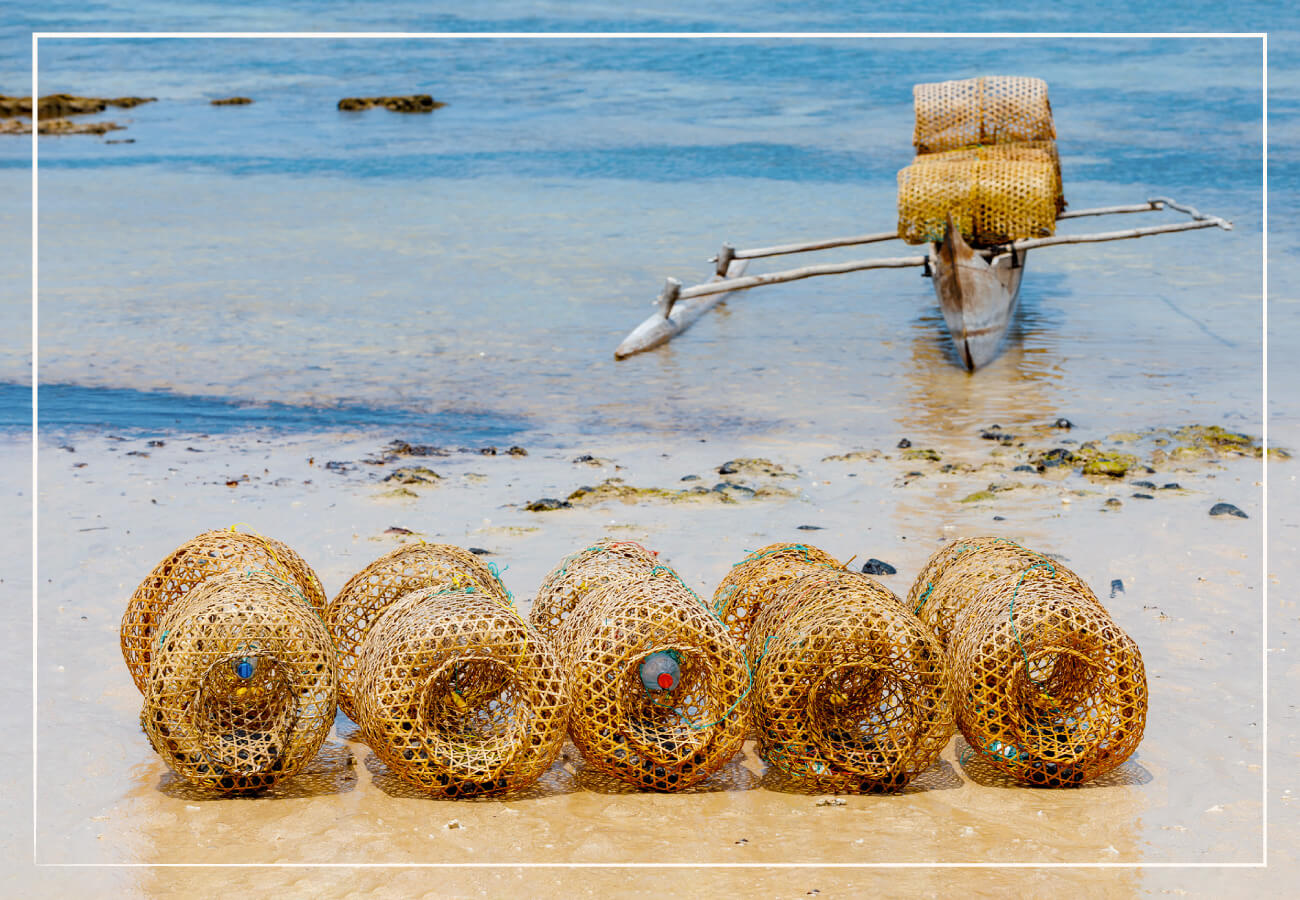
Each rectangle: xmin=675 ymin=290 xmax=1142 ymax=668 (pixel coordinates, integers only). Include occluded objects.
xmin=558 ymin=567 xmax=750 ymax=792
xmin=711 ymin=543 xmax=842 ymax=648
xmin=529 ymin=538 xmax=659 ymax=643
xmin=327 ymin=542 xmax=509 ymax=720
xmin=912 ymin=75 xmax=1055 ymax=155
xmin=121 ymin=529 xmax=326 ymax=694
xmin=749 ymin=570 xmax=955 ymax=793
xmin=354 ymin=586 xmax=568 ymax=797
xmin=141 ymin=570 xmax=337 ymax=794
xmin=911 ymin=538 xmax=1147 ymax=786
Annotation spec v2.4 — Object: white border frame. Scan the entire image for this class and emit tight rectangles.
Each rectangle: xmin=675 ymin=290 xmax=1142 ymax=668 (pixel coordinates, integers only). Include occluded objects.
xmin=29 ymin=29 xmax=1269 ymax=872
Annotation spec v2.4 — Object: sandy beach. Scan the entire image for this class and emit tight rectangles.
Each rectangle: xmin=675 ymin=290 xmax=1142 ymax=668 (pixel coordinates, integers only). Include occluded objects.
xmin=7 ymin=410 xmax=1294 ymax=895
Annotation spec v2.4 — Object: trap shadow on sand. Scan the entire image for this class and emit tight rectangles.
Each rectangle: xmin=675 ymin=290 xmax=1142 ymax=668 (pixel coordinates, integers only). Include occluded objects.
xmin=363 ymin=749 xmax=582 ymax=801
xmin=156 ymin=739 xmax=357 ymax=800
xmin=758 ymin=756 xmax=964 ymax=795
xmin=954 ymin=735 xmax=1153 ymax=789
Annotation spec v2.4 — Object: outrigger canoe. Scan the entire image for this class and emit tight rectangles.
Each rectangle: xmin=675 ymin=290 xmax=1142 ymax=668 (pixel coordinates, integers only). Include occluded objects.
xmin=614 ymin=197 xmax=1231 ymax=370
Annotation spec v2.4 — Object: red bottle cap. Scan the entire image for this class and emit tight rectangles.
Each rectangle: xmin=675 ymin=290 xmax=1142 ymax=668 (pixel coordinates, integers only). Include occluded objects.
xmin=657 ymin=672 xmax=674 ymax=689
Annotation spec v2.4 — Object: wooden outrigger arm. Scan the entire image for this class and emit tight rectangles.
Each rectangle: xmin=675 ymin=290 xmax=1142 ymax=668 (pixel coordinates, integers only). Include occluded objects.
xmin=613 ymin=197 xmax=1232 ymax=360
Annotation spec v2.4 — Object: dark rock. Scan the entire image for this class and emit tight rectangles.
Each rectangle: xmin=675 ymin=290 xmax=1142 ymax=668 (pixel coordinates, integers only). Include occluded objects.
xmin=468 ymin=547 xmax=492 ymax=556
xmin=1161 ymin=483 xmax=1181 ymax=490
xmin=1110 ymin=579 xmax=1124 ymax=598
xmin=0 ymin=94 xmax=156 ymax=118
xmin=980 ymin=426 xmax=1014 ymax=443
xmin=717 ymin=461 xmax=740 ymax=475
xmin=525 ymin=498 xmax=572 ymax=511
xmin=125 ymin=450 xmax=149 ymax=457
xmin=147 ymin=440 xmax=165 ymax=447
xmin=211 ymin=96 xmax=253 ymax=105
xmin=35 ymin=118 xmax=125 ymax=136
xmin=573 ymin=454 xmax=596 ymax=463
xmin=1036 ymin=448 xmax=1076 ymax=469
xmin=1131 ymin=480 xmax=1156 ymax=490
xmin=507 ymin=446 xmax=528 ymax=457
xmin=680 ymin=474 xmax=701 ymax=481
xmin=992 ymin=515 xmax=1005 ymax=521
xmin=337 ymin=94 xmax=444 ymax=113
xmin=713 ymin=483 xmax=755 ymax=497
xmin=383 ymin=466 xmax=440 ymax=485
xmin=388 ymin=440 xmax=447 ymax=457
xmin=384 ymin=526 xmax=414 ymax=535
xmin=59 ymin=444 xmax=74 ymax=452
xmin=897 ymin=438 xmax=912 ymax=449
xmin=104 ymin=138 xmax=135 ymax=144
xmin=796 ymin=525 xmax=824 ymax=531
xmin=1013 ymin=465 xmax=1036 ymax=473
xmin=186 ymin=446 xmax=202 ymax=452
xmin=861 ymin=559 xmax=897 ymax=575
xmin=1054 ymin=418 xmax=1073 ymax=429
xmin=1132 ymin=492 xmax=1154 ymax=499
xmin=324 ymin=460 xmax=354 ymax=473
xmin=1209 ymin=502 xmax=1248 ymax=519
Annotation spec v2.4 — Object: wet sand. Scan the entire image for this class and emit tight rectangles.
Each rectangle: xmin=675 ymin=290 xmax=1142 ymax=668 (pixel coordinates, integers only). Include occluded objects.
xmin=7 ymin=417 xmax=1296 ymax=896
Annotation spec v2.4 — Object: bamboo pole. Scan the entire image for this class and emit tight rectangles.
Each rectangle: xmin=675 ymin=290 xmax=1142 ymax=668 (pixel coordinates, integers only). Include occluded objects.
xmin=1057 ymin=200 xmax=1161 ymax=219
xmin=711 ymin=231 xmax=900 ymax=268
xmin=679 ymin=254 xmax=927 ymax=301
xmin=981 ymin=216 xmax=1231 ymax=258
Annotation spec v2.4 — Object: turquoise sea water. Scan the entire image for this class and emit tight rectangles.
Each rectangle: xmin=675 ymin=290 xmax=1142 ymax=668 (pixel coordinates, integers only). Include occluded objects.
xmin=0 ymin=9 xmax=1288 ymax=448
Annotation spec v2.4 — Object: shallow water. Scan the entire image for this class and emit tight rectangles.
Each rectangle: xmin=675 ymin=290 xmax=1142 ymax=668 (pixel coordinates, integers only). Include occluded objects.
xmin=1 ymin=34 xmax=1277 ymax=449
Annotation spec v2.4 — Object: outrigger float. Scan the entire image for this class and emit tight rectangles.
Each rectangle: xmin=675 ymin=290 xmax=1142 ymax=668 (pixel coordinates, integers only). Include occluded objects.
xmin=614 ymin=77 xmax=1232 ymax=371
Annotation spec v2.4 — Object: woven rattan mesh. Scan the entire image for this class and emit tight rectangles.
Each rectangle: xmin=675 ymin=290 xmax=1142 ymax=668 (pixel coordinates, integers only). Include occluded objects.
xmin=141 ymin=570 xmax=337 ymax=794
xmin=912 ymin=76 xmax=1055 ymax=155
xmin=897 ymin=157 xmax=1057 ymax=246
xmin=327 ymin=543 xmax=509 ymax=721
xmin=948 ymin=566 xmax=1147 ymax=786
xmin=529 ymin=539 xmax=659 ymax=643
xmin=121 ymin=530 xmax=326 ymax=694
xmin=557 ymin=568 xmax=750 ymax=791
xmin=354 ymin=586 xmax=568 ymax=797
xmin=749 ymin=570 xmax=955 ymax=793
xmin=908 ymin=537 xmax=1096 ymax=648
xmin=711 ymin=543 xmax=842 ymax=649
xmin=915 ymin=140 xmax=1064 ymax=213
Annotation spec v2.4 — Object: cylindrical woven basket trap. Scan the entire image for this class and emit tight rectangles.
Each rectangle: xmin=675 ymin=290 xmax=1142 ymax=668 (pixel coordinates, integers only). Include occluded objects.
xmin=948 ymin=564 xmax=1147 ymax=786
xmin=141 ymin=570 xmax=337 ymax=794
xmin=530 ymin=538 xmax=659 ymax=643
xmin=750 ymin=570 xmax=955 ymax=793
xmin=915 ymin=140 xmax=1064 ymax=213
xmin=908 ymin=537 xmax=1096 ymax=648
xmin=897 ymin=157 xmax=1058 ymax=246
xmin=912 ymin=75 xmax=1055 ymax=155
xmin=558 ymin=567 xmax=750 ymax=792
xmin=327 ymin=542 xmax=509 ymax=720
xmin=121 ymin=530 xmax=326 ymax=694
xmin=711 ymin=543 xmax=842 ymax=649
xmin=354 ymin=586 xmax=568 ymax=797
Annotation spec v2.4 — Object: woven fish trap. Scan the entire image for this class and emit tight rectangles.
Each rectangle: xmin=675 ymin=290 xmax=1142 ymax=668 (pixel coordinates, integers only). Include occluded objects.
xmin=913 ymin=76 xmax=1055 ymax=155
xmin=949 ymin=566 xmax=1147 ymax=786
xmin=897 ymin=157 xmax=1058 ymax=246
xmin=916 ymin=140 xmax=1064 ymax=213
xmin=121 ymin=530 xmax=326 ymax=694
xmin=750 ymin=571 xmax=955 ymax=793
xmin=141 ymin=570 xmax=337 ymax=794
xmin=558 ymin=568 xmax=750 ymax=792
xmin=354 ymin=586 xmax=568 ymax=797
xmin=711 ymin=543 xmax=842 ymax=649
xmin=909 ymin=537 xmax=1096 ymax=648
xmin=529 ymin=538 xmax=659 ymax=643
xmin=327 ymin=542 xmax=509 ymax=721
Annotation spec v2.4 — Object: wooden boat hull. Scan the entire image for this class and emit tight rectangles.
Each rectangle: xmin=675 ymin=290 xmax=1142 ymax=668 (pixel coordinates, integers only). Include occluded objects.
xmin=931 ymin=220 xmax=1025 ymax=371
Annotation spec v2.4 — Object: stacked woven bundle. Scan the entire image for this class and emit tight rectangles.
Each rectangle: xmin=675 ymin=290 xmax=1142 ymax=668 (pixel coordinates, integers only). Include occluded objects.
xmin=557 ymin=566 xmax=750 ymax=791
xmin=140 ymin=570 xmax=338 ymax=794
xmin=326 ymin=542 xmax=509 ymax=720
xmin=748 ymin=569 xmax=955 ymax=793
xmin=710 ymin=543 xmax=842 ymax=648
xmin=354 ymin=585 xmax=568 ymax=797
xmin=530 ymin=538 xmax=659 ymax=642
xmin=910 ymin=537 xmax=1147 ymax=786
xmin=121 ymin=529 xmax=326 ymax=694
xmin=912 ymin=76 xmax=1055 ymax=154
xmin=899 ymin=75 xmax=1064 ymax=246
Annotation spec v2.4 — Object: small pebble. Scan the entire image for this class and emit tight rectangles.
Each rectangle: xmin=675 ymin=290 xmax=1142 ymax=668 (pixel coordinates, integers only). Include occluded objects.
xmin=1110 ymin=579 xmax=1124 ymax=598
xmin=861 ymin=558 xmax=896 ymax=575
xmin=479 ymin=446 xmax=497 ymax=456
xmin=468 ymin=547 xmax=492 ymax=556
xmin=796 ymin=525 xmax=824 ymax=531
xmin=681 ymin=474 xmax=701 ymax=481
xmin=383 ymin=526 xmax=414 ymax=535
xmin=1132 ymin=493 xmax=1154 ymax=500
xmin=1210 ymin=502 xmax=1248 ymax=519
xmin=1013 ymin=465 xmax=1036 ymax=473
xmin=992 ymin=515 xmax=1006 ymax=521
xmin=897 ymin=438 xmax=912 ymax=448
xmin=1103 ymin=498 xmax=1122 ymax=509
xmin=1054 ymin=417 xmax=1073 ymax=429
xmin=815 ymin=797 xmax=846 ymax=807
xmin=446 ymin=819 xmax=462 ymax=830
xmin=1162 ymin=482 xmax=1181 ymax=490
xmin=525 ymin=498 xmax=571 ymax=511
xmin=1131 ymin=480 xmax=1156 ymax=490
xmin=507 ymin=446 xmax=527 ymax=456
xmin=572 ymin=454 xmax=596 ymax=463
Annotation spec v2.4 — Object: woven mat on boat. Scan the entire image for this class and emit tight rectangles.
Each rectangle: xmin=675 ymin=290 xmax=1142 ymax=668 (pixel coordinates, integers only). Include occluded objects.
xmin=897 ymin=157 xmax=1057 ymax=246
xmin=913 ymin=76 xmax=1055 ymax=155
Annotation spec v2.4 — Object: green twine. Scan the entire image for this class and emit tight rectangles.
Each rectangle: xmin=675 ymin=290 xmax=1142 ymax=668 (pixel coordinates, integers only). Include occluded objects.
xmin=1007 ymin=561 xmax=1057 ymax=689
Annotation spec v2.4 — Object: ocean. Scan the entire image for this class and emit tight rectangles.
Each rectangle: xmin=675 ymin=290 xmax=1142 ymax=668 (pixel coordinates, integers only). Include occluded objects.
xmin=0 ymin=18 xmax=1283 ymax=450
